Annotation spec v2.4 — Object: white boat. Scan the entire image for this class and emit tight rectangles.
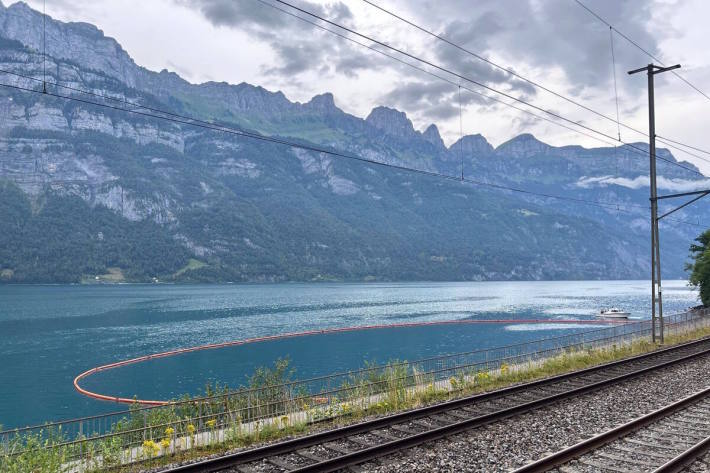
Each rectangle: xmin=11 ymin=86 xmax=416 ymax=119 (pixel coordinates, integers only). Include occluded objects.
xmin=597 ymin=307 xmax=630 ymax=319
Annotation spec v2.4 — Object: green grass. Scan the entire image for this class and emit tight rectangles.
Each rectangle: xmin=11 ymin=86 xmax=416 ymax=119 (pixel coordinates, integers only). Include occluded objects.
xmin=81 ymin=267 xmax=126 ymax=284
xmin=173 ymin=259 xmax=207 ymax=278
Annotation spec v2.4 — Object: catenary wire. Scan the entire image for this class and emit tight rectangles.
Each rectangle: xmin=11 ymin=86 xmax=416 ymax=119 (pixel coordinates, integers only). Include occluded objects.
xmin=270 ymin=0 xmax=705 ymax=177
xmin=0 ymin=9 xmax=703 ymax=230
xmin=0 ymin=62 xmax=657 ymax=213
xmin=573 ymin=0 xmax=710 ymax=104
xmin=359 ymin=0 xmax=642 ymax=138
xmin=256 ymin=0 xmax=710 ymax=182
xmin=1 ymin=5 xmax=692 ymax=214
xmin=0 ymin=17 xmax=668 ymax=176
xmin=251 ymin=0 xmax=638 ymax=153
xmin=0 ymin=11 xmax=699 ymax=214
xmin=609 ymin=26 xmax=621 ymax=141
xmin=0 ymin=52 xmax=704 ymax=225
xmin=657 ymin=135 xmax=710 ymax=157
xmin=252 ymin=0 xmax=704 ymax=176
xmin=0 ymin=8 xmax=700 ymax=217
xmin=359 ymin=0 xmax=710 ymax=166
xmin=0 ymin=59 xmax=651 ymax=181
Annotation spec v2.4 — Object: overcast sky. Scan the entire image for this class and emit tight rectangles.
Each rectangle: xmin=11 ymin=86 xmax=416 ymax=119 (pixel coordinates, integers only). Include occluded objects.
xmin=18 ymin=0 xmax=710 ymax=174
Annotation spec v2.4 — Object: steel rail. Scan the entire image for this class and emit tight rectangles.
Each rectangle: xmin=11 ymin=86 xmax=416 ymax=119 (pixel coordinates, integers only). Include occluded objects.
xmin=653 ymin=435 xmax=710 ymax=473
xmin=157 ymin=335 xmax=710 ymax=473
xmin=513 ymin=386 xmax=710 ymax=472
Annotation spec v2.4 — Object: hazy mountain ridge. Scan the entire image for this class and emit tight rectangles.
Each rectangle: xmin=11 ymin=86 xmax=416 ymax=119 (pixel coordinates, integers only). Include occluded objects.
xmin=0 ymin=1 xmax=706 ymax=283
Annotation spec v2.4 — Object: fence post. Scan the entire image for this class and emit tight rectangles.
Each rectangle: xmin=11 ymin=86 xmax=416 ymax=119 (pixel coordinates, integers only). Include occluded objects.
xmin=198 ymin=402 xmax=202 ymax=433
xmin=79 ymin=421 xmax=83 ymax=462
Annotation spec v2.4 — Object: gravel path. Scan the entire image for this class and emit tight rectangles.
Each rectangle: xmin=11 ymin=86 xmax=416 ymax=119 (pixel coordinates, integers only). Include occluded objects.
xmin=360 ymin=353 xmax=710 ymax=473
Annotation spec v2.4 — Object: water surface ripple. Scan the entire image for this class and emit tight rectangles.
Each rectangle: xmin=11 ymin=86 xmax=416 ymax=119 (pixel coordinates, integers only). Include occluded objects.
xmin=0 ymin=280 xmax=697 ymax=429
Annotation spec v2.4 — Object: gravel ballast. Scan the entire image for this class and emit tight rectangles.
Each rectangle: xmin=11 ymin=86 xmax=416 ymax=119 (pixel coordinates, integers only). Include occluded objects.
xmin=360 ymin=353 xmax=710 ymax=472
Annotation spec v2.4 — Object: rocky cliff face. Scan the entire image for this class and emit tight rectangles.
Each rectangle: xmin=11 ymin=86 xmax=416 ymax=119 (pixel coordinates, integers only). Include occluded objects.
xmin=0 ymin=1 xmax=706 ymax=283
xmin=422 ymin=124 xmax=445 ymax=149
xmin=366 ymin=106 xmax=416 ymax=138
xmin=496 ymin=134 xmax=551 ymax=159
xmin=451 ymin=134 xmax=494 ymax=157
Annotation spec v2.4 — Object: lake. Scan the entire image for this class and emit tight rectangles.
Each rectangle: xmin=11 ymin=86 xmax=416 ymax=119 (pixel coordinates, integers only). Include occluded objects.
xmin=0 ymin=280 xmax=699 ymax=429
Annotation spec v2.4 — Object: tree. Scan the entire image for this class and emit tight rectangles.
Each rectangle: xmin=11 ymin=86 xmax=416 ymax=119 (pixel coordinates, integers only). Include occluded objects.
xmin=688 ymin=230 xmax=710 ymax=306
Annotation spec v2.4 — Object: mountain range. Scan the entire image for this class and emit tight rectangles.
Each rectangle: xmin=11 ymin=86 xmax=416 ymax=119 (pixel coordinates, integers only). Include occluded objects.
xmin=0 ymin=1 xmax=707 ymax=283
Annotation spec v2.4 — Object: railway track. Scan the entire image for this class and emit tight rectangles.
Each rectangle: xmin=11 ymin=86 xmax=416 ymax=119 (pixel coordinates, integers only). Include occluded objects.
xmin=513 ymin=385 xmax=710 ymax=473
xmin=161 ymin=337 xmax=710 ymax=473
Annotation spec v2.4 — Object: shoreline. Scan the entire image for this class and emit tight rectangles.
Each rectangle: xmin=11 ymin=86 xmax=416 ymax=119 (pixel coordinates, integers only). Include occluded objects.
xmin=0 ymin=278 xmax=695 ymax=287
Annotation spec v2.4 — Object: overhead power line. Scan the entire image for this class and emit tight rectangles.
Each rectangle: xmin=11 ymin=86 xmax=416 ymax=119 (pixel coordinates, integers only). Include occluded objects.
xmin=0 ymin=10 xmax=703 ymax=220
xmin=252 ymin=0 xmax=633 ymax=152
xmin=358 ymin=0 xmax=710 ymax=168
xmin=0 ymin=13 xmax=681 ymax=178
xmin=1 ymin=62 xmax=692 ymax=216
xmin=656 ymin=135 xmax=710 ymax=157
xmin=269 ymin=0 xmax=705 ymax=178
xmin=0 ymin=74 xmax=648 ymax=213
xmin=0 ymin=13 xmax=705 ymax=239
xmin=609 ymin=25 xmax=621 ymax=141
xmin=359 ymin=1 xmax=641 ymax=139
xmin=0 ymin=13 xmax=701 ymax=214
xmin=0 ymin=60 xmax=643 ymax=181
xmin=573 ymin=0 xmax=710 ymax=104
xmin=0 ymin=62 xmax=704 ymax=226
xmin=664 ymin=215 xmax=708 ymax=228
xmin=256 ymin=0 xmax=710 ymax=182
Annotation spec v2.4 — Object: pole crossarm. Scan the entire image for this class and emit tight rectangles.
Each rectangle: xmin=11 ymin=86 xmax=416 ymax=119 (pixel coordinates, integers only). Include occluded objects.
xmin=628 ymin=65 xmax=650 ymax=75
xmin=657 ymin=191 xmax=710 ymax=221
xmin=628 ymin=64 xmax=682 ymax=75
xmin=652 ymin=64 xmax=682 ymax=74
xmin=656 ymin=189 xmax=710 ymax=200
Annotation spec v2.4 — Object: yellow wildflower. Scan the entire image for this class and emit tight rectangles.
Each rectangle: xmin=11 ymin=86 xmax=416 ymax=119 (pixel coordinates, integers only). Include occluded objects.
xmin=206 ymin=419 xmax=216 ymax=429
xmin=165 ymin=427 xmax=175 ymax=436
xmin=186 ymin=424 xmax=196 ymax=434
xmin=142 ymin=439 xmax=159 ymax=456
xmin=160 ymin=438 xmax=170 ymax=449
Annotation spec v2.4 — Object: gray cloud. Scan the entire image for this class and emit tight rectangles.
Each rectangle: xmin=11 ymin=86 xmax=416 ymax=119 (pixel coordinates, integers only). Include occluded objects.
xmin=177 ymin=0 xmax=351 ymax=30
xmin=178 ymin=0 xmax=663 ymax=103
xmin=173 ymin=0 xmax=699 ymax=151
xmin=431 ymin=11 xmax=538 ymax=98
xmin=181 ymin=0 xmax=286 ymax=29
xmin=360 ymin=0 xmax=668 ymax=137
xmin=381 ymin=73 xmax=536 ymax=123
xmin=176 ymin=0 xmax=374 ymax=79
xmin=429 ymin=0 xmax=659 ymax=98
xmin=510 ymin=111 xmax=544 ymax=133
xmin=426 ymin=102 xmax=460 ymax=121
xmin=383 ymin=81 xmax=455 ymax=107
xmin=263 ymin=40 xmax=336 ymax=76
xmin=380 ymin=80 xmax=496 ymax=120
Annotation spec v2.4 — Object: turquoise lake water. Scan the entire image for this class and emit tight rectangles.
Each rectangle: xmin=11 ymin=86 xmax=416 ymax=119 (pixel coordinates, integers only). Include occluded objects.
xmin=0 ymin=280 xmax=699 ymax=429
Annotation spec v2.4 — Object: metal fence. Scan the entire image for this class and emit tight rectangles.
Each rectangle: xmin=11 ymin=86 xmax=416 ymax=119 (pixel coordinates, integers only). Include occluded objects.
xmin=2 ymin=308 xmax=709 ymax=471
